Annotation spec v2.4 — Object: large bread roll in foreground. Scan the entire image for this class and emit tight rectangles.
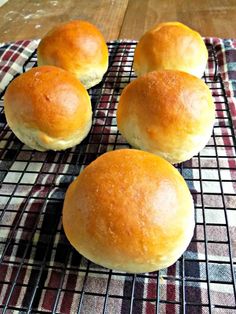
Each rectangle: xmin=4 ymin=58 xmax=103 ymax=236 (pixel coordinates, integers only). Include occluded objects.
xmin=117 ymin=70 xmax=215 ymax=164
xmin=4 ymin=66 xmax=92 ymax=151
xmin=37 ymin=20 xmax=108 ymax=89
xmin=63 ymin=149 xmax=195 ymax=273
xmin=134 ymin=22 xmax=208 ymax=78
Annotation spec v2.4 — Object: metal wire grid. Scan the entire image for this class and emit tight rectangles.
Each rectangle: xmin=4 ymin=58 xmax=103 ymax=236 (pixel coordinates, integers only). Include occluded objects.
xmin=0 ymin=42 xmax=235 ymax=313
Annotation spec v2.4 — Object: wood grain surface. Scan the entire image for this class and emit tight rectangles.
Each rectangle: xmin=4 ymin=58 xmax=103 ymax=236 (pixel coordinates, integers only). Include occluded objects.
xmin=119 ymin=0 xmax=236 ymax=39
xmin=0 ymin=0 xmax=236 ymax=42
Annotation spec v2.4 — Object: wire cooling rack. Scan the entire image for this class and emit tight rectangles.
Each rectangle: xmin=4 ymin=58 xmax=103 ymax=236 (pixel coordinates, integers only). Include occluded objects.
xmin=0 ymin=42 xmax=236 ymax=313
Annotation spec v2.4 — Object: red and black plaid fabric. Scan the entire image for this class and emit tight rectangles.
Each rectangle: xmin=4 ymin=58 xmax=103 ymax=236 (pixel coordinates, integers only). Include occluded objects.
xmin=0 ymin=39 xmax=235 ymax=313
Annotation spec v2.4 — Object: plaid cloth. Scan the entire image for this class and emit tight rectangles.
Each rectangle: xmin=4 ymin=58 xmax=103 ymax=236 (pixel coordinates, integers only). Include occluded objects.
xmin=0 ymin=39 xmax=236 ymax=314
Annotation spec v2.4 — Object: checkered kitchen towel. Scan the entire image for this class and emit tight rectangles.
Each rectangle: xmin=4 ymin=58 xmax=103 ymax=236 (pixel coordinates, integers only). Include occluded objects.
xmin=0 ymin=39 xmax=236 ymax=314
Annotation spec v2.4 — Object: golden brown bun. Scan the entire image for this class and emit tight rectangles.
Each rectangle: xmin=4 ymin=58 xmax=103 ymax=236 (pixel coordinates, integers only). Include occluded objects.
xmin=37 ymin=20 xmax=108 ymax=89
xmin=63 ymin=149 xmax=195 ymax=273
xmin=134 ymin=22 xmax=208 ymax=78
xmin=4 ymin=66 xmax=92 ymax=151
xmin=117 ymin=70 xmax=215 ymax=164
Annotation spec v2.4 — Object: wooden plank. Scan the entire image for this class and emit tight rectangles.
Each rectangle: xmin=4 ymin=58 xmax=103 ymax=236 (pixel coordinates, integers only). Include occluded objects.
xmin=1 ymin=0 xmax=236 ymax=43
xmin=0 ymin=0 xmax=129 ymax=42
xmin=120 ymin=0 xmax=236 ymax=39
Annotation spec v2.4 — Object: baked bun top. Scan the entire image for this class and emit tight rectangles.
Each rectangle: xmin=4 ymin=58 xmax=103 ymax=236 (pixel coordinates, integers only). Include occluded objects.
xmin=117 ymin=70 xmax=215 ymax=164
xmin=63 ymin=149 xmax=195 ymax=273
xmin=4 ymin=66 xmax=92 ymax=151
xmin=134 ymin=21 xmax=208 ymax=78
xmin=37 ymin=20 xmax=109 ymax=89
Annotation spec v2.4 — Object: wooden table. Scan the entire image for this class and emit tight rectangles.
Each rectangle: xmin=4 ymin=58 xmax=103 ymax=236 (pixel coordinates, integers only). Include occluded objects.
xmin=0 ymin=0 xmax=236 ymax=42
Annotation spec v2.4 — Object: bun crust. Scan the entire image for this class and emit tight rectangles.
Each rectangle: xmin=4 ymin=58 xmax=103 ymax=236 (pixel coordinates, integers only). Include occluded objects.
xmin=63 ymin=149 xmax=195 ymax=273
xmin=4 ymin=66 xmax=92 ymax=151
xmin=117 ymin=70 xmax=215 ymax=164
xmin=134 ymin=22 xmax=208 ymax=78
xmin=37 ymin=20 xmax=108 ymax=89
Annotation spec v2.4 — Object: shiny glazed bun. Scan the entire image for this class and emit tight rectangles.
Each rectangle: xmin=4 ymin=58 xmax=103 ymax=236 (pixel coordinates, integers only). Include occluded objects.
xmin=63 ymin=149 xmax=195 ymax=273
xmin=134 ymin=22 xmax=208 ymax=78
xmin=37 ymin=20 xmax=109 ymax=89
xmin=117 ymin=70 xmax=215 ymax=164
xmin=4 ymin=66 xmax=92 ymax=151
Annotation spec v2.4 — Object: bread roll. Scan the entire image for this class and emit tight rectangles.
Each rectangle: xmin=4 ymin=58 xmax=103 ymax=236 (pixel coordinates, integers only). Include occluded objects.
xmin=37 ymin=20 xmax=108 ymax=89
xmin=63 ymin=149 xmax=195 ymax=273
xmin=117 ymin=70 xmax=215 ymax=164
xmin=4 ymin=66 xmax=92 ymax=151
xmin=134 ymin=22 xmax=208 ymax=78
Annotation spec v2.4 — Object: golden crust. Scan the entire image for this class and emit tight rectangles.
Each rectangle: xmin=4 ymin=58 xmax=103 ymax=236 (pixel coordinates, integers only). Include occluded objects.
xmin=134 ymin=22 xmax=208 ymax=78
xmin=63 ymin=149 xmax=195 ymax=273
xmin=37 ymin=20 xmax=109 ymax=89
xmin=117 ymin=70 xmax=215 ymax=164
xmin=4 ymin=66 xmax=92 ymax=151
